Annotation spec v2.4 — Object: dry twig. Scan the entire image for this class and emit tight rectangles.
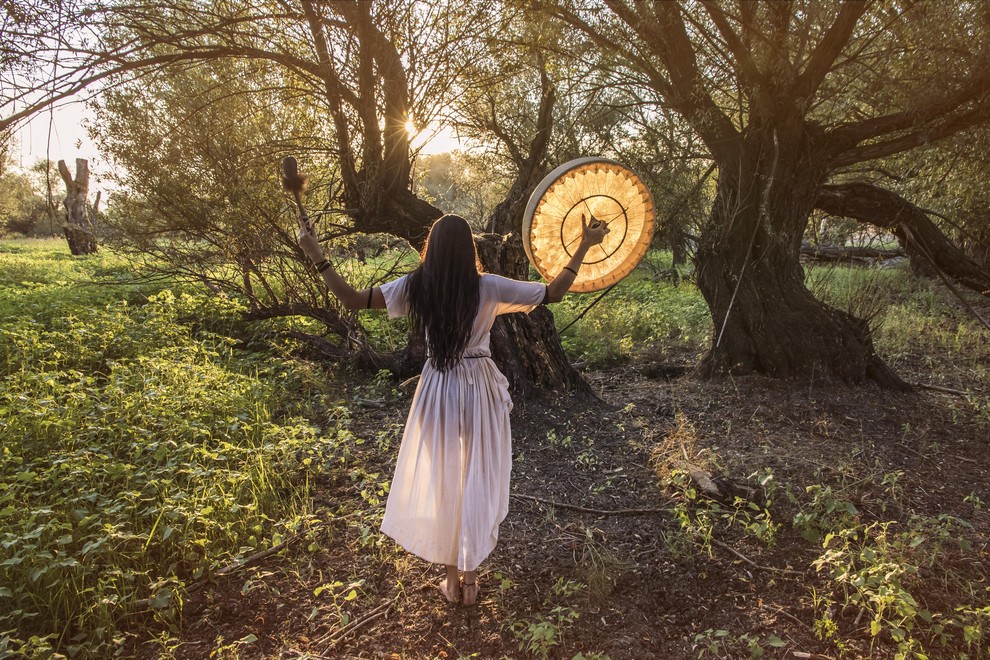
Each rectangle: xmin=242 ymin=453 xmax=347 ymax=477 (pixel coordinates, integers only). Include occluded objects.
xmin=711 ymin=538 xmax=805 ymax=577
xmin=511 ymin=492 xmax=668 ymax=516
xmin=315 ymin=597 xmax=397 ymax=651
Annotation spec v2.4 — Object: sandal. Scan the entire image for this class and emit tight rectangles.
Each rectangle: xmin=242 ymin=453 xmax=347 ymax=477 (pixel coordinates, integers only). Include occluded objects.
xmin=461 ymin=580 xmax=479 ymax=607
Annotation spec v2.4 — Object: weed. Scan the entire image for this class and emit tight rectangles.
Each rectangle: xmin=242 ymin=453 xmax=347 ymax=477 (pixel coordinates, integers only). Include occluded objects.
xmin=508 ymin=577 xmax=585 ymax=660
xmin=563 ymin=524 xmax=621 ymax=602
xmin=692 ymin=628 xmax=786 ymax=659
xmin=791 ymin=483 xmax=859 ymax=543
xmin=811 ymin=515 xmax=984 ymax=658
xmin=546 ymin=430 xmax=573 ymax=448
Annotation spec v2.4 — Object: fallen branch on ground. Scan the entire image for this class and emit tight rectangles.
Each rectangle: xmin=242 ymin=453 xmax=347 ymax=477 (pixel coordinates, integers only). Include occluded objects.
xmin=800 ymin=243 xmax=904 ymax=263
xmin=511 ymin=493 xmax=668 ymax=516
xmin=711 ymin=538 xmax=804 ymax=577
xmin=316 ymin=596 xmax=397 ymax=651
xmin=912 ymin=382 xmax=971 ymax=396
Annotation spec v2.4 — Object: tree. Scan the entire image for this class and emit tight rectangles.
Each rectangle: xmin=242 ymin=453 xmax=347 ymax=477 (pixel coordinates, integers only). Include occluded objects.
xmin=548 ymin=0 xmax=990 ymax=386
xmin=57 ymin=158 xmax=98 ymax=254
xmin=0 ymin=161 xmax=48 ymax=236
xmin=8 ymin=0 xmax=585 ymax=390
xmin=90 ymin=57 xmax=382 ymax=354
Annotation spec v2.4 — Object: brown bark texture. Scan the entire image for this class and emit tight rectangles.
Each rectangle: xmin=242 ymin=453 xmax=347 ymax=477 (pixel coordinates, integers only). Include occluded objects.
xmin=694 ymin=124 xmax=908 ymax=389
xmin=58 ymin=159 xmax=98 ymax=255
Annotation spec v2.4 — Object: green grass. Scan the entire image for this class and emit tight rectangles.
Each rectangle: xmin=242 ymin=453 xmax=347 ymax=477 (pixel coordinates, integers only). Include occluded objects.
xmin=806 ymin=261 xmax=990 ymax=388
xmin=553 ymin=254 xmax=711 ymax=367
xmin=0 ymin=239 xmax=338 ymax=657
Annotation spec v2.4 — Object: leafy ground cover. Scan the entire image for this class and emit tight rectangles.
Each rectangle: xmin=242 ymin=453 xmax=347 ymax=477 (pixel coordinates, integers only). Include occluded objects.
xmin=0 ymin=240 xmax=335 ymax=657
xmin=2 ymin=239 xmax=988 ymax=659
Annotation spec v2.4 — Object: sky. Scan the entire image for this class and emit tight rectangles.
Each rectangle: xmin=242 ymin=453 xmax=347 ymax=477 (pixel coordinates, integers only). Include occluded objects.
xmin=15 ymin=103 xmax=96 ymax=166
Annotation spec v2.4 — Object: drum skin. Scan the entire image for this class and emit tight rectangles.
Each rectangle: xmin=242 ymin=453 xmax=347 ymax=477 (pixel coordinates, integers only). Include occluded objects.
xmin=522 ymin=157 xmax=656 ymax=293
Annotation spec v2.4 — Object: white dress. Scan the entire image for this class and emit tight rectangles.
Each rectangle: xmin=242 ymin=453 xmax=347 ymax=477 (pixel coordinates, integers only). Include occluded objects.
xmin=378 ymin=273 xmax=547 ymax=571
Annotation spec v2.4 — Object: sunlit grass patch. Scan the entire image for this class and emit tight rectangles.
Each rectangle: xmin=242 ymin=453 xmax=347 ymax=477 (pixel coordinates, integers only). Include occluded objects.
xmin=553 ymin=258 xmax=711 ymax=367
xmin=0 ymin=240 xmax=340 ymax=657
xmin=806 ymin=261 xmax=990 ymax=389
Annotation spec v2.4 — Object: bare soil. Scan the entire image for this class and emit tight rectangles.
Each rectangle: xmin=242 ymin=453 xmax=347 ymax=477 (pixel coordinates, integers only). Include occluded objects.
xmin=148 ymin=362 xmax=990 ymax=659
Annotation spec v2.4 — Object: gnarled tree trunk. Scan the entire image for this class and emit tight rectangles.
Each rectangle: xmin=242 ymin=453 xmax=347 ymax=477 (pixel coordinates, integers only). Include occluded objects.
xmin=474 ymin=73 xmax=589 ymax=398
xmin=477 ymin=226 xmax=587 ymax=398
xmin=58 ymin=158 xmax=98 ymax=255
xmin=695 ymin=126 xmax=907 ymax=389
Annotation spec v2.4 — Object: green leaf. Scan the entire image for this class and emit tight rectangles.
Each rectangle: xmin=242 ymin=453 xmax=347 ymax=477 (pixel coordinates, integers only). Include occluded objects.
xmin=148 ymin=591 xmax=171 ymax=610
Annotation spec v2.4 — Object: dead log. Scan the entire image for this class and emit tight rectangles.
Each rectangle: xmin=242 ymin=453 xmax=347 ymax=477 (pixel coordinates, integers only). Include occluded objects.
xmin=816 ymin=182 xmax=990 ymax=296
xmin=673 ymin=460 xmax=758 ymax=503
xmin=800 ymin=242 xmax=905 ymax=264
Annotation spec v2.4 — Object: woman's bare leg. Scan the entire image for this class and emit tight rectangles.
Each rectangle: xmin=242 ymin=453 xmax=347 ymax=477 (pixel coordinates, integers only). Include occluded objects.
xmin=461 ymin=569 xmax=478 ymax=606
xmin=440 ymin=564 xmax=460 ymax=603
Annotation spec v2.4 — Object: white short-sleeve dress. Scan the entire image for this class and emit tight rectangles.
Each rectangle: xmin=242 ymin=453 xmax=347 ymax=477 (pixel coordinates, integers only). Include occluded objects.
xmin=377 ymin=272 xmax=547 ymax=571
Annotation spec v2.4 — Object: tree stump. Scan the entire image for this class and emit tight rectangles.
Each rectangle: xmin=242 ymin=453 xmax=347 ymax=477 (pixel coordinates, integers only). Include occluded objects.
xmin=58 ymin=158 xmax=98 ymax=255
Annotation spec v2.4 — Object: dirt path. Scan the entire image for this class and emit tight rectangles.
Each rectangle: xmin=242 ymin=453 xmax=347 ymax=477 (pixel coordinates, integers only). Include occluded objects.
xmin=156 ymin=367 xmax=989 ymax=659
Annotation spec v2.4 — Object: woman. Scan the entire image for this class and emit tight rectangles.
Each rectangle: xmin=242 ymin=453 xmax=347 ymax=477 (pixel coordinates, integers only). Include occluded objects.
xmin=298 ymin=213 xmax=608 ymax=606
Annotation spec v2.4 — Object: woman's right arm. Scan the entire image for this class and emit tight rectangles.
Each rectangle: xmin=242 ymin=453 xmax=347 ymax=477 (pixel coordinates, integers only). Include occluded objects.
xmin=297 ymin=218 xmax=386 ymax=310
xmin=545 ymin=215 xmax=609 ymax=303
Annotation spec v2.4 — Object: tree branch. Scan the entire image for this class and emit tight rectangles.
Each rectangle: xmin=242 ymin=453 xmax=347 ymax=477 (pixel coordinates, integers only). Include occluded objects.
xmin=830 ymin=103 xmax=990 ymax=168
xmin=698 ymin=2 xmax=765 ymax=96
xmin=300 ymin=0 xmax=361 ymax=205
xmin=646 ymin=2 xmax=740 ymax=154
xmin=795 ymin=0 xmax=868 ymax=100
xmin=826 ymin=65 xmax=990 ymax=157
xmin=815 ymin=181 xmax=990 ymax=297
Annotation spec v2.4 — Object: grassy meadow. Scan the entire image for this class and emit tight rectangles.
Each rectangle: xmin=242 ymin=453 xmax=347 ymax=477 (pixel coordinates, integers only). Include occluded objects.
xmin=1 ymin=238 xmax=988 ymax=658
xmin=0 ymin=240 xmax=338 ymax=656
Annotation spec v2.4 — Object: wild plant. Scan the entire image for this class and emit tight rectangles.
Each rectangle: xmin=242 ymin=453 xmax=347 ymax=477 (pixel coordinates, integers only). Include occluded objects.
xmin=508 ymin=577 xmax=585 ymax=660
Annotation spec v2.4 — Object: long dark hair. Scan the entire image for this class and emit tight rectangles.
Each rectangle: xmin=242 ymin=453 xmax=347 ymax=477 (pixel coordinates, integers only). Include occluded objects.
xmin=406 ymin=214 xmax=482 ymax=372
